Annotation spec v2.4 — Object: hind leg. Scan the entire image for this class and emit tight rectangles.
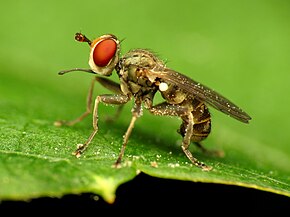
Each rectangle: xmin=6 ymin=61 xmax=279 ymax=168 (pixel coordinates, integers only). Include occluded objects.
xmin=180 ymin=112 xmax=212 ymax=171
xmin=194 ymin=142 xmax=224 ymax=157
xmin=179 ymin=117 xmax=224 ymax=158
xmin=149 ymin=102 xmax=212 ymax=171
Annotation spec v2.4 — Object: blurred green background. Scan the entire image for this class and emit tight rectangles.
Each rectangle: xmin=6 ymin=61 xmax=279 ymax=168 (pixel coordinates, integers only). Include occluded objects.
xmin=0 ymin=0 xmax=290 ymax=199
xmin=1 ymin=0 xmax=290 ymax=150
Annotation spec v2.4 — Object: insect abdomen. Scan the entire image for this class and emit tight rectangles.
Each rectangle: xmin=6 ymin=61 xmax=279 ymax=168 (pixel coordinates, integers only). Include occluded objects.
xmin=179 ymin=99 xmax=211 ymax=142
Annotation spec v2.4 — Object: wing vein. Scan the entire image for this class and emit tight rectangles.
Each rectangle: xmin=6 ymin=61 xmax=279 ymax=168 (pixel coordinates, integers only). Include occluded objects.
xmin=148 ymin=68 xmax=251 ymax=123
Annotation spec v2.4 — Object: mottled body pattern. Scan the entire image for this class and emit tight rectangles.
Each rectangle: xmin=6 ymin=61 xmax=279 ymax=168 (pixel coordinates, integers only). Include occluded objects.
xmin=56 ymin=33 xmax=251 ymax=171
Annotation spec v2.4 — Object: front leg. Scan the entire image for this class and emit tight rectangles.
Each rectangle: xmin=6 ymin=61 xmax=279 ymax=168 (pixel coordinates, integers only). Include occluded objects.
xmin=55 ymin=76 xmax=123 ymax=127
xmin=74 ymin=94 xmax=130 ymax=157
xmin=54 ymin=77 xmax=96 ymax=127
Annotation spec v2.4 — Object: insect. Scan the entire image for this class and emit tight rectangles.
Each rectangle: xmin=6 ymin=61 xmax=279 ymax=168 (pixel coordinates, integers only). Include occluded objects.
xmin=55 ymin=32 xmax=251 ymax=171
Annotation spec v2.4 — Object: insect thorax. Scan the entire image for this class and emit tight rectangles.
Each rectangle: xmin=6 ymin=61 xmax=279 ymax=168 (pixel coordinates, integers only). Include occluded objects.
xmin=116 ymin=49 xmax=164 ymax=96
xmin=120 ymin=49 xmax=165 ymax=69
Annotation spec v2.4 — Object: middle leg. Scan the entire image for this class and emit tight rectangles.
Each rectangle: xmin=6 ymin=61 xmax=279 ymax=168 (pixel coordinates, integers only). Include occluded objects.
xmin=74 ymin=94 xmax=130 ymax=157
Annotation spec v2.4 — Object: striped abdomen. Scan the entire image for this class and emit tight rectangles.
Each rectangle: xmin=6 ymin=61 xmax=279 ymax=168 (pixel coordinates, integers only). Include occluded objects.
xmin=178 ymin=99 xmax=211 ymax=142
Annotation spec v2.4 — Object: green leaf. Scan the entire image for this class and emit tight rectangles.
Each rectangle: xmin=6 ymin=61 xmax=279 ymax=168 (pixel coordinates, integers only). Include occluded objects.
xmin=1 ymin=0 xmax=289 ymax=203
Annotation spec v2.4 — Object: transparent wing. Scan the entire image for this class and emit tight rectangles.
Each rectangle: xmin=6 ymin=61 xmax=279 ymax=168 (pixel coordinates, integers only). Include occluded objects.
xmin=147 ymin=68 xmax=251 ymax=123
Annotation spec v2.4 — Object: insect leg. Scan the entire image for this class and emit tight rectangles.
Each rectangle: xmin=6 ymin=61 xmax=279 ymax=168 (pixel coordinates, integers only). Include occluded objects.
xmin=114 ymin=99 xmax=142 ymax=167
xmin=181 ymin=112 xmax=212 ymax=171
xmin=74 ymin=94 xmax=130 ymax=158
xmin=148 ymin=102 xmax=189 ymax=116
xmin=95 ymin=77 xmax=125 ymax=122
xmin=95 ymin=77 xmax=122 ymax=94
xmin=194 ymin=142 xmax=224 ymax=157
xmin=54 ymin=77 xmax=96 ymax=126
xmin=148 ymin=102 xmax=212 ymax=171
xmin=55 ymin=77 xmax=124 ymax=126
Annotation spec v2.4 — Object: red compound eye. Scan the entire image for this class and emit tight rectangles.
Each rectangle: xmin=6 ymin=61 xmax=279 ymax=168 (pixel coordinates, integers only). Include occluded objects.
xmin=92 ymin=39 xmax=117 ymax=67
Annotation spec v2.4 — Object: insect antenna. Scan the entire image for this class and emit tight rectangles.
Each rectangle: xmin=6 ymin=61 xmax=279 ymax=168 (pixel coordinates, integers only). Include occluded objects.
xmin=58 ymin=68 xmax=96 ymax=75
xmin=75 ymin=32 xmax=91 ymax=45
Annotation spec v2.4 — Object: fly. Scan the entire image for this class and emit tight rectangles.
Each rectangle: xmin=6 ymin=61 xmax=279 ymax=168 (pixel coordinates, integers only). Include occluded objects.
xmin=55 ymin=32 xmax=252 ymax=171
